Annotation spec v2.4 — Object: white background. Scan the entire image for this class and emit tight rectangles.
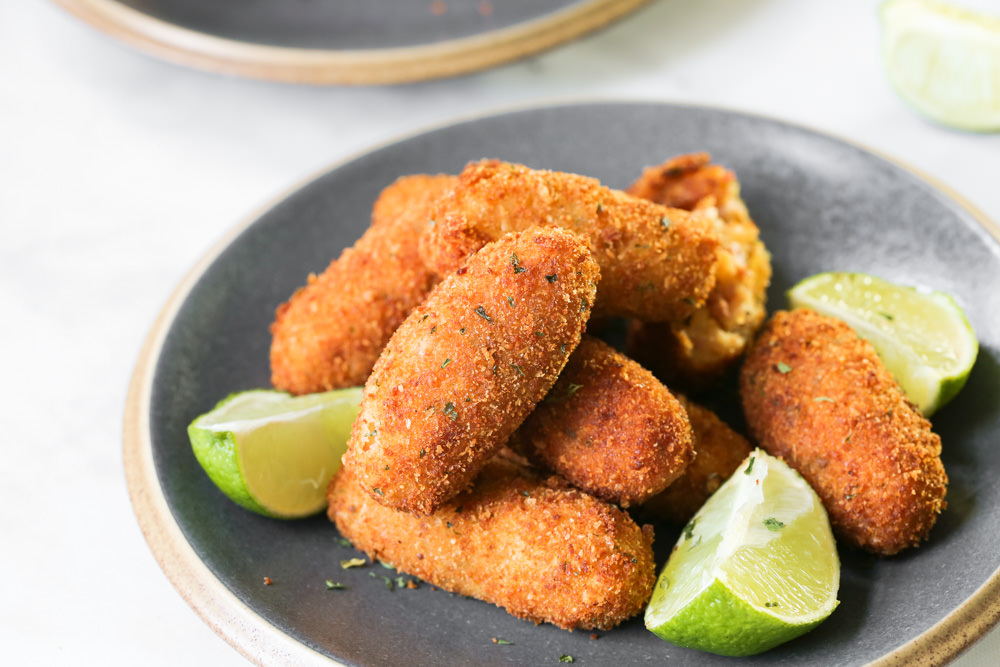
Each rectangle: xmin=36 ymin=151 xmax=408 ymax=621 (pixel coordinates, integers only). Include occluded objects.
xmin=2 ymin=0 xmax=999 ymax=665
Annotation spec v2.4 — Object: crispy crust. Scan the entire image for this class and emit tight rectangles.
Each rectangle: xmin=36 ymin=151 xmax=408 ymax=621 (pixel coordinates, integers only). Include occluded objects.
xmin=508 ymin=336 xmax=693 ymax=507
xmin=270 ymin=174 xmax=456 ymax=394
xmin=341 ymin=227 xmax=600 ymax=515
xmin=739 ymin=309 xmax=947 ymax=555
xmin=328 ymin=458 xmax=656 ymax=631
xmin=639 ymin=396 xmax=753 ymax=525
xmin=419 ymin=160 xmax=719 ymax=323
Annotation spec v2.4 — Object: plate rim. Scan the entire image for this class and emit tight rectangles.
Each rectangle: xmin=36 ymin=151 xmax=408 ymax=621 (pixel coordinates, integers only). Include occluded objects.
xmin=54 ymin=0 xmax=652 ymax=85
xmin=122 ymin=99 xmax=1000 ymax=666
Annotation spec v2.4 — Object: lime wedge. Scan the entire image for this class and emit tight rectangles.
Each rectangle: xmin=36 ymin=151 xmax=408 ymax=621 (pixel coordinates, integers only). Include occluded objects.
xmin=787 ymin=272 xmax=978 ymax=415
xmin=645 ymin=450 xmax=839 ymax=657
xmin=188 ymin=387 xmax=363 ymax=518
xmin=880 ymin=0 xmax=1000 ymax=131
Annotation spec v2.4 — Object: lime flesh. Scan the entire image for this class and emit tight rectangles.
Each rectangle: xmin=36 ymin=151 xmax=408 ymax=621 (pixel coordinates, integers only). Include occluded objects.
xmin=787 ymin=272 xmax=978 ymax=415
xmin=188 ymin=387 xmax=363 ymax=518
xmin=881 ymin=0 xmax=1000 ymax=132
xmin=645 ymin=450 xmax=839 ymax=657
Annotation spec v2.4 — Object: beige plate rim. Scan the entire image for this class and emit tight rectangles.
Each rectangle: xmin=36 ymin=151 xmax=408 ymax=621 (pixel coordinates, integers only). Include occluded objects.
xmin=54 ymin=0 xmax=652 ymax=85
xmin=122 ymin=98 xmax=1000 ymax=666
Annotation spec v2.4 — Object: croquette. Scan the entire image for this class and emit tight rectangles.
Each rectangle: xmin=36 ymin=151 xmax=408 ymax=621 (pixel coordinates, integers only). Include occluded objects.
xmin=739 ymin=309 xmax=947 ymax=555
xmin=419 ymin=160 xmax=719 ymax=323
xmin=639 ymin=395 xmax=753 ymax=525
xmin=341 ymin=227 xmax=600 ymax=515
xmin=328 ymin=458 xmax=656 ymax=631
xmin=508 ymin=336 xmax=693 ymax=507
xmin=625 ymin=153 xmax=771 ymax=390
xmin=270 ymin=174 xmax=457 ymax=394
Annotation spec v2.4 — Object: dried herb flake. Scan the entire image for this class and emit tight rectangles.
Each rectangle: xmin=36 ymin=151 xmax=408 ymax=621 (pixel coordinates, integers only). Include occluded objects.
xmin=474 ymin=305 xmax=493 ymax=323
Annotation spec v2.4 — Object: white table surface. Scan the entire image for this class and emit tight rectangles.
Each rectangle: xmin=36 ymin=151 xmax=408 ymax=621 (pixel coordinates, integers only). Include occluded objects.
xmin=3 ymin=1 xmax=999 ymax=665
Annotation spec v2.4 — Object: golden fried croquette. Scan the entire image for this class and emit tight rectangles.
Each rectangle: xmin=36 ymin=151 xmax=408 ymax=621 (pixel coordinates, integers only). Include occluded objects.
xmin=739 ymin=309 xmax=947 ymax=555
xmin=270 ymin=174 xmax=457 ymax=394
xmin=625 ymin=153 xmax=771 ymax=390
xmin=420 ymin=160 xmax=720 ymax=323
xmin=639 ymin=395 xmax=753 ymax=525
xmin=507 ymin=336 xmax=693 ymax=507
xmin=341 ymin=227 xmax=600 ymax=515
xmin=328 ymin=458 xmax=656 ymax=631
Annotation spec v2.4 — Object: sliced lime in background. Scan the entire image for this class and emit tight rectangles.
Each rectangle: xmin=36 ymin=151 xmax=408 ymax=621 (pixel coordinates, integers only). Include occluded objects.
xmin=881 ymin=0 xmax=1000 ymax=132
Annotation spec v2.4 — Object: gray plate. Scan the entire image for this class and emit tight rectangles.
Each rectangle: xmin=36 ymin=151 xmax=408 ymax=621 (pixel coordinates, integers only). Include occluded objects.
xmin=134 ymin=102 xmax=1000 ymax=666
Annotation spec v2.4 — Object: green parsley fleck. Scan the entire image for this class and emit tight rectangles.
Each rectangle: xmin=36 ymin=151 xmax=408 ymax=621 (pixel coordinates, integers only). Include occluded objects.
xmin=443 ymin=402 xmax=458 ymax=421
xmin=474 ymin=305 xmax=493 ymax=323
xmin=682 ymin=517 xmax=697 ymax=541
xmin=777 ymin=361 xmax=792 ymax=374
xmin=510 ymin=252 xmax=527 ymax=274
xmin=325 ymin=580 xmax=346 ymax=590
xmin=510 ymin=363 xmax=525 ymax=376
xmin=368 ymin=572 xmax=394 ymax=590
xmin=566 ymin=383 xmax=583 ymax=397
xmin=660 ymin=215 xmax=672 ymax=229
xmin=764 ymin=518 xmax=785 ymax=532
xmin=506 ymin=295 xmax=515 ymax=307
xmin=492 ymin=638 xmax=513 ymax=645
xmin=545 ymin=274 xmax=558 ymax=283
xmin=336 ymin=537 xmax=352 ymax=548
xmin=441 ymin=358 xmax=452 ymax=369
xmin=744 ymin=456 xmax=756 ymax=475
xmin=878 ymin=311 xmax=895 ymax=321
xmin=559 ymin=655 xmax=575 ymax=663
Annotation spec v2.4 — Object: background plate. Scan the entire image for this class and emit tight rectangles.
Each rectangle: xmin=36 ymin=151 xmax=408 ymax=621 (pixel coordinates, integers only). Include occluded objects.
xmin=54 ymin=0 xmax=651 ymax=84
xmin=125 ymin=101 xmax=1000 ymax=666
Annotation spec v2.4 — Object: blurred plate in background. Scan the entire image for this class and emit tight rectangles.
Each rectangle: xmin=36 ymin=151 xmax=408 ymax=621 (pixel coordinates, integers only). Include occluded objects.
xmin=54 ymin=0 xmax=652 ymax=84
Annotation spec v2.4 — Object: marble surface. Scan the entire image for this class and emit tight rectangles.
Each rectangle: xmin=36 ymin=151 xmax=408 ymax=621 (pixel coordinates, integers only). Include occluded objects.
xmin=2 ymin=1 xmax=998 ymax=665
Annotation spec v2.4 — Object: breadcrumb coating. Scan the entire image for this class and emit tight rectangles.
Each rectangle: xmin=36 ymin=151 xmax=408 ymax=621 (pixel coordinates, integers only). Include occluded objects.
xmin=341 ymin=227 xmax=599 ymax=515
xmin=328 ymin=458 xmax=656 ymax=631
xmin=420 ymin=159 xmax=719 ymax=322
xmin=740 ymin=309 xmax=947 ymax=555
xmin=508 ymin=336 xmax=693 ymax=507
xmin=270 ymin=174 xmax=456 ymax=394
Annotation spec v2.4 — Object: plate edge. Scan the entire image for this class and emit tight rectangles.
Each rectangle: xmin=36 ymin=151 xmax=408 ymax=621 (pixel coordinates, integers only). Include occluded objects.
xmin=53 ymin=0 xmax=653 ymax=85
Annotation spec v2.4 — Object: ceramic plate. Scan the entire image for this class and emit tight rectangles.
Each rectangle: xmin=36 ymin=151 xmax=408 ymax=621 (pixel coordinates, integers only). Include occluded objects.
xmin=125 ymin=101 xmax=1000 ymax=666
xmin=54 ymin=0 xmax=651 ymax=84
